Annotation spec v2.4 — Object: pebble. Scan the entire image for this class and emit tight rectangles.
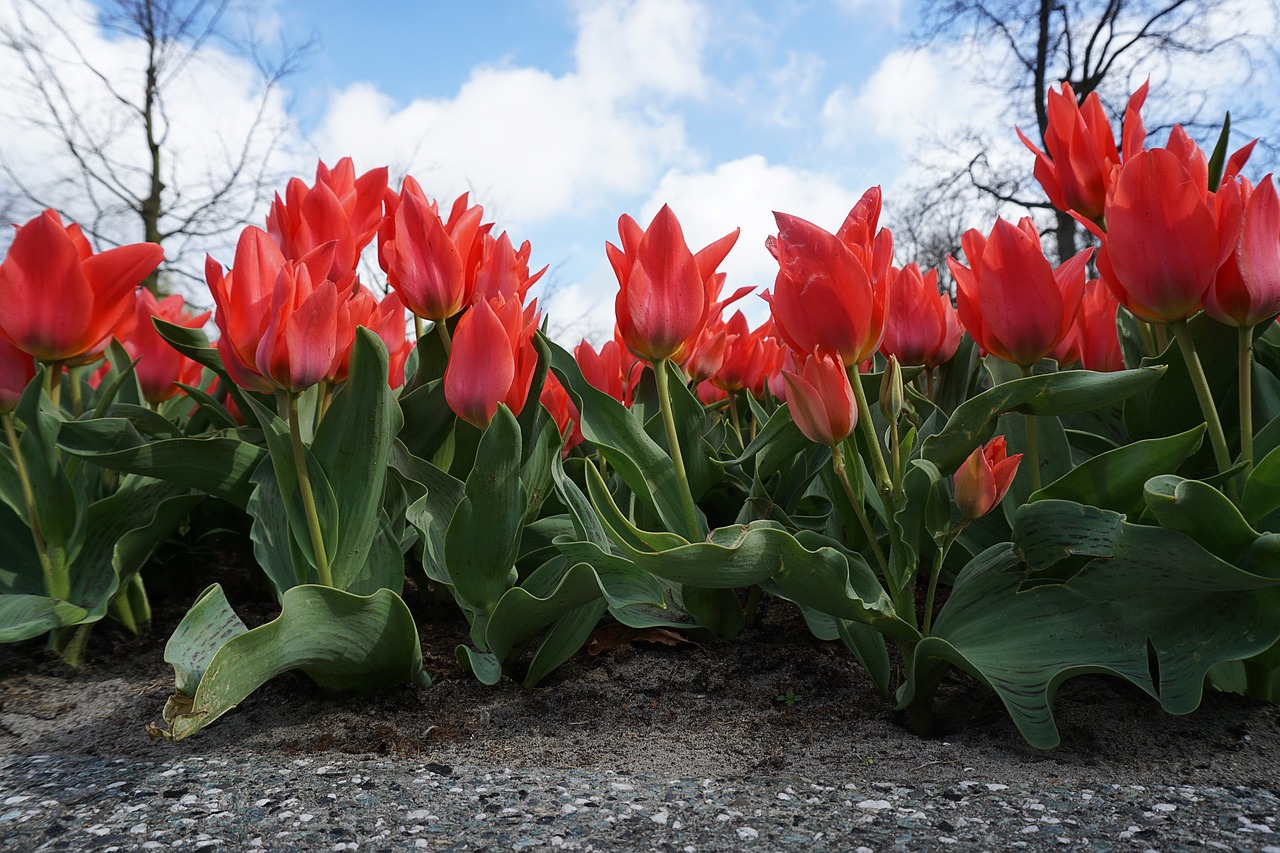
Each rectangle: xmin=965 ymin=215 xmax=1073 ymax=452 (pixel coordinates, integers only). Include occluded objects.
xmin=1 ymin=755 xmax=1278 ymax=851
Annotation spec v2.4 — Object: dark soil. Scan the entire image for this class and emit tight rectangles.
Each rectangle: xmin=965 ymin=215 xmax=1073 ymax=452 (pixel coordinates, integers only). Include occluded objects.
xmin=2 ymin=548 xmax=1278 ymax=791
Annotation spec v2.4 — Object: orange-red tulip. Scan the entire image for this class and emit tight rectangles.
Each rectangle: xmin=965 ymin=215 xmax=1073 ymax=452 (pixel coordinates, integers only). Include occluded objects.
xmin=949 ymin=217 xmax=1091 ymax=367
xmin=126 ymin=290 xmax=211 ymax=404
xmin=382 ymin=186 xmax=486 ymax=322
xmin=953 ymin=436 xmax=1022 ymax=519
xmin=609 ymin=204 xmax=738 ymax=363
xmin=879 ymin=263 xmax=962 ymax=368
xmin=0 ymin=209 xmax=162 ymax=364
xmin=1017 ymin=82 xmax=1148 ymax=223
xmin=1207 ymin=175 xmax=1280 ymax=328
xmin=267 ymin=158 xmax=389 ymax=281
xmin=765 ymin=190 xmax=891 ymax=368
xmin=331 ymin=286 xmax=411 ymax=388
xmin=474 ymin=231 xmax=547 ymax=304
xmin=255 ymin=251 xmax=347 ymax=393
xmin=710 ymin=311 xmax=775 ymax=396
xmin=540 ymin=372 xmax=584 ymax=457
xmin=444 ymin=294 xmax=540 ymax=429
xmin=0 ymin=331 xmax=35 ymax=413
xmin=781 ymin=351 xmax=857 ymax=447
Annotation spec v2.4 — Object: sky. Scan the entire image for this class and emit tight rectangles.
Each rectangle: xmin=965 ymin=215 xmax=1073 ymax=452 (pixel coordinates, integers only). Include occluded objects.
xmin=0 ymin=0 xmax=1276 ymax=343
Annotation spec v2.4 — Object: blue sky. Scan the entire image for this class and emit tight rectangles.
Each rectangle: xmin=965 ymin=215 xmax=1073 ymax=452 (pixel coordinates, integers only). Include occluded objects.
xmin=1 ymin=0 xmax=1275 ymax=343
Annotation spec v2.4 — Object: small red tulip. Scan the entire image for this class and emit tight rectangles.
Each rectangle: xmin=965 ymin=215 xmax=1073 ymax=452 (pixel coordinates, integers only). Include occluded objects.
xmin=879 ymin=263 xmax=962 ymax=368
xmin=781 ymin=351 xmax=857 ymax=447
xmin=126 ymin=290 xmax=211 ymax=404
xmin=444 ymin=294 xmax=540 ymax=429
xmin=540 ymin=372 xmax=584 ymax=457
xmin=953 ymin=436 xmax=1022 ymax=519
xmin=0 ymin=209 xmax=162 ymax=365
xmin=949 ymin=217 xmax=1092 ymax=367
xmin=1207 ymin=175 xmax=1280 ymax=328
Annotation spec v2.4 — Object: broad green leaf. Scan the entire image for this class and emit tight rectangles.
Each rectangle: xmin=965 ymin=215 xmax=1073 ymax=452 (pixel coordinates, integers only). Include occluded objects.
xmin=16 ymin=370 xmax=83 ymax=558
xmin=997 ymin=411 xmax=1073 ymax=528
xmin=397 ymin=379 xmax=455 ymax=462
xmin=157 ymin=583 xmax=427 ymax=741
xmin=444 ymin=406 xmax=526 ymax=614
xmin=900 ymin=500 xmax=1280 ymax=749
xmin=312 ymin=330 xmax=401 ymax=592
xmin=838 ymin=619 xmax=892 ymax=699
xmin=59 ymin=420 xmax=264 ymax=506
xmin=731 ymin=404 xmax=811 ymax=482
xmin=1205 ymin=112 xmax=1232 ymax=191
xmin=1144 ymin=475 xmax=1262 ymax=564
xmin=584 ymin=462 xmax=687 ymax=552
xmin=525 ymin=600 xmax=609 ymax=687
xmin=548 ymin=340 xmax=693 ymax=540
xmin=246 ymin=457 xmax=313 ymax=595
xmin=922 ymin=367 xmax=1166 ymax=474
xmin=1243 ymin=442 xmax=1280 ymax=529
xmin=1032 ymin=426 xmax=1206 ymax=515
xmin=0 ymin=594 xmax=89 ymax=643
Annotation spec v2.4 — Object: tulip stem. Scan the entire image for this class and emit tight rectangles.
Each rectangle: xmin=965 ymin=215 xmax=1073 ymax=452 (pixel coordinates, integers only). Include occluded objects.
xmin=414 ymin=315 xmax=424 ymax=342
xmin=846 ymin=366 xmax=893 ymax=499
xmin=283 ymin=391 xmax=334 ymax=588
xmin=653 ymin=359 xmax=702 ymax=540
xmin=3 ymin=412 xmax=64 ymax=600
xmin=45 ymin=365 xmax=63 ymax=410
xmin=67 ymin=366 xmax=83 ymax=418
xmin=727 ymin=392 xmax=744 ymax=450
xmin=1239 ymin=325 xmax=1255 ymax=479
xmin=1019 ymin=365 xmax=1041 ymax=493
xmin=436 ymin=319 xmax=452 ymax=355
xmin=922 ymin=525 xmax=963 ymax=636
xmin=831 ymin=443 xmax=889 ymax=576
xmin=1171 ymin=319 xmax=1233 ymax=482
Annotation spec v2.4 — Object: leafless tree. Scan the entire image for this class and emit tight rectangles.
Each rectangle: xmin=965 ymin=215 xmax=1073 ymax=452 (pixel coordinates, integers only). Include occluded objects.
xmin=0 ymin=0 xmax=312 ymax=291
xmin=895 ymin=0 xmax=1279 ymax=270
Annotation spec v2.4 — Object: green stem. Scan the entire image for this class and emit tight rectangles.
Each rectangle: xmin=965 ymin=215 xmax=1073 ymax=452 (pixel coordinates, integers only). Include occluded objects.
xmin=1239 ymin=325 xmax=1255 ymax=479
xmin=282 ymin=390 xmax=334 ymax=587
xmin=847 ymin=365 xmax=893 ymax=498
xmin=50 ymin=622 xmax=93 ymax=668
xmin=1153 ymin=323 xmax=1169 ymax=355
xmin=3 ymin=413 xmax=63 ymax=600
xmin=414 ymin=315 xmax=424 ymax=342
xmin=46 ymin=364 xmax=63 ymax=410
xmin=1020 ymin=364 xmax=1041 ymax=493
xmin=1171 ymin=319 xmax=1233 ymax=480
xmin=437 ymin=318 xmax=452 ymax=355
xmin=728 ymin=391 xmax=744 ymax=450
xmin=67 ymin=366 xmax=83 ymax=418
xmin=832 ymin=443 xmax=889 ymax=576
xmin=922 ymin=526 xmax=963 ymax=636
xmin=653 ymin=359 xmax=701 ymax=540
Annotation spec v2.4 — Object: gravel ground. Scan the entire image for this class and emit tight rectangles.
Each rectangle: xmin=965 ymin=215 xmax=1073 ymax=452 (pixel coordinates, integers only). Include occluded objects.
xmin=2 ymin=754 xmax=1279 ymax=851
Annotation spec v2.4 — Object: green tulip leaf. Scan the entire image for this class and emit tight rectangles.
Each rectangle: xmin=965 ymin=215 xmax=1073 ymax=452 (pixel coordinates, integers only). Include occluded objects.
xmin=16 ymin=370 xmax=83 ymax=556
xmin=900 ymin=499 xmax=1280 ymax=749
xmin=1243 ymin=442 xmax=1280 ymax=529
xmin=445 ymin=406 xmax=526 ymax=615
xmin=1032 ymin=425 xmax=1206 ymax=515
xmin=0 ymin=594 xmax=90 ymax=643
xmin=156 ymin=583 xmax=427 ymax=741
xmin=922 ymin=367 xmax=1166 ymax=474
xmin=1143 ymin=475 xmax=1262 ymax=564
xmin=524 ymin=600 xmax=610 ymax=687
xmin=58 ymin=420 xmax=265 ymax=507
xmin=312 ymin=329 xmax=403 ymax=593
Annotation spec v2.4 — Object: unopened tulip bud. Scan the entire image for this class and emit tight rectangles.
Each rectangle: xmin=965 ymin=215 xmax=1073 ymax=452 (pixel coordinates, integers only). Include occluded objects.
xmin=953 ymin=436 xmax=1022 ymax=520
xmin=879 ymin=356 xmax=905 ymax=422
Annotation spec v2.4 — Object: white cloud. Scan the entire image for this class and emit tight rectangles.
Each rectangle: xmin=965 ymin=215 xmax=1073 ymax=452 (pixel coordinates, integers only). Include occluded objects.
xmin=312 ymin=0 xmax=711 ymax=231
xmin=831 ymin=0 xmax=903 ymax=28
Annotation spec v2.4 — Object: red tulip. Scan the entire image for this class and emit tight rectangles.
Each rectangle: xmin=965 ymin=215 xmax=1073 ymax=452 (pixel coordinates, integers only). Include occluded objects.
xmin=444 ymin=294 xmax=540 ymax=428
xmin=710 ymin=311 xmax=774 ymax=396
xmin=0 ymin=209 xmax=162 ymax=364
xmin=207 ymin=227 xmax=285 ymax=393
xmin=1017 ymin=82 xmax=1148 ymax=223
xmin=949 ymin=217 xmax=1092 ymax=367
xmin=126 ymin=290 xmax=211 ymax=404
xmin=879 ymin=263 xmax=962 ymax=368
xmin=540 ymin=372 xmax=584 ymax=457
xmin=331 ymin=286 xmax=412 ymax=387
xmin=255 ymin=250 xmax=348 ymax=393
xmin=765 ymin=189 xmax=892 ymax=368
xmin=953 ymin=436 xmax=1022 ymax=520
xmin=609 ymin=204 xmax=739 ymax=363
xmin=781 ymin=351 xmax=858 ymax=447
xmin=1207 ymin=175 xmax=1280 ymax=328
xmin=382 ymin=185 xmax=486 ymax=322
xmin=1096 ymin=146 xmax=1239 ymax=324
xmin=0 ymin=331 xmax=35 ymax=413
xmin=474 ymin=231 xmax=547 ymax=304
xmin=266 ymin=158 xmax=389 ymax=281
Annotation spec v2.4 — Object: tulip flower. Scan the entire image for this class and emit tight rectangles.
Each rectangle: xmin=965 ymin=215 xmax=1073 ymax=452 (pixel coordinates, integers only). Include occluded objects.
xmin=1016 ymin=82 xmax=1148 ymax=223
xmin=781 ymin=351 xmax=857 ymax=448
xmin=1206 ymin=176 xmax=1280 ymax=328
xmin=0 ymin=209 xmax=162 ymax=365
xmin=765 ymin=191 xmax=892 ymax=369
xmin=540 ymin=373 xmax=584 ymax=457
xmin=331 ymin=286 xmax=412 ymax=388
xmin=444 ymin=294 xmax=540 ymax=429
xmin=474 ymin=231 xmax=547 ymax=304
xmin=953 ymin=436 xmax=1022 ymax=520
xmin=255 ymin=255 xmax=347 ymax=394
xmin=125 ymin=290 xmax=211 ymax=404
xmin=266 ymin=158 xmax=389 ymax=281
xmin=382 ymin=186 xmax=486 ymax=323
xmin=0 ymin=331 xmax=35 ymax=413
xmin=949 ymin=217 xmax=1092 ymax=368
xmin=609 ymin=204 xmax=739 ymax=364
xmin=1095 ymin=147 xmax=1239 ymax=325
xmin=575 ymin=337 xmax=635 ymax=406
xmin=879 ymin=263 xmax=962 ymax=368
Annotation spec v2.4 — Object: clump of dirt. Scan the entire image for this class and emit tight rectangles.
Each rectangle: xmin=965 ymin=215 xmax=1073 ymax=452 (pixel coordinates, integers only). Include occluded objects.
xmin=2 ymin=551 xmax=1277 ymax=789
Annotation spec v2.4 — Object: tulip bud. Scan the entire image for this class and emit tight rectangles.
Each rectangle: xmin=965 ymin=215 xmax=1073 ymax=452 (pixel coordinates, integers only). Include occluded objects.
xmin=879 ymin=355 xmax=905 ymax=422
xmin=953 ymin=436 xmax=1022 ymax=520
